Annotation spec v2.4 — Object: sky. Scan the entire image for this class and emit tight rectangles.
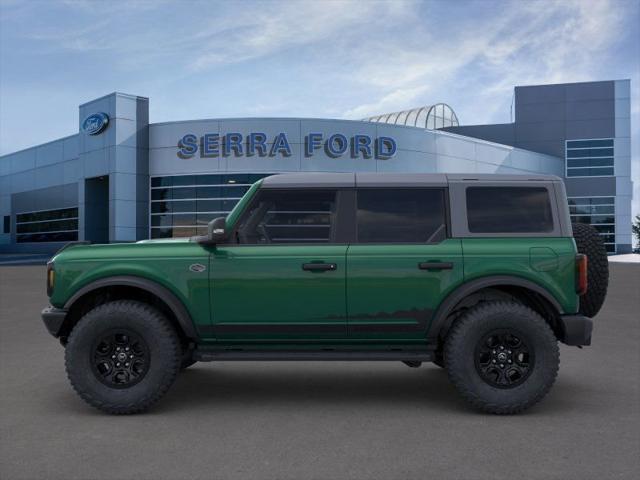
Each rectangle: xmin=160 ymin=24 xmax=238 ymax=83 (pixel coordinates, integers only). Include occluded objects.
xmin=1 ymin=0 xmax=639 ymax=214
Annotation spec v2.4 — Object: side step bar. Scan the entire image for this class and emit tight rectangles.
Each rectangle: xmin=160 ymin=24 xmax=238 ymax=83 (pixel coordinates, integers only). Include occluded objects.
xmin=193 ymin=349 xmax=433 ymax=362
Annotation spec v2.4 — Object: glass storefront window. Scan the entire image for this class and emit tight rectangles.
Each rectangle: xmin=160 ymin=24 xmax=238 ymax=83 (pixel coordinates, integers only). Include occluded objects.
xmin=150 ymin=173 xmax=274 ymax=238
xmin=15 ymin=207 xmax=78 ymax=243
xmin=566 ymin=139 xmax=614 ymax=177
xmin=568 ymin=196 xmax=616 ymax=253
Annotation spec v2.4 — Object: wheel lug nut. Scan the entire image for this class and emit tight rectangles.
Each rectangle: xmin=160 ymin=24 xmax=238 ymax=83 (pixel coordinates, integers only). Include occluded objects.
xmin=130 ymin=355 xmax=134 ymax=359
xmin=507 ymin=350 xmax=511 ymax=354
xmin=116 ymin=362 xmax=120 ymax=367
xmin=111 ymin=355 xmax=116 ymax=359
xmin=116 ymin=347 xmax=120 ymax=351
xmin=125 ymin=363 xmax=129 ymax=367
xmin=125 ymin=347 xmax=130 ymax=351
xmin=500 ymin=364 xmax=504 ymax=368
xmin=492 ymin=359 xmax=496 ymax=363
xmin=500 ymin=346 xmax=504 ymax=350
xmin=492 ymin=350 xmax=496 ymax=354
xmin=508 ymin=360 xmax=512 ymax=364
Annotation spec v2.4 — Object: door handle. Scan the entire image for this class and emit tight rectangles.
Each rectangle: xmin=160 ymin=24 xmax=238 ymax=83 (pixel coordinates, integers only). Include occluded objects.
xmin=418 ymin=262 xmax=453 ymax=270
xmin=302 ymin=263 xmax=337 ymax=272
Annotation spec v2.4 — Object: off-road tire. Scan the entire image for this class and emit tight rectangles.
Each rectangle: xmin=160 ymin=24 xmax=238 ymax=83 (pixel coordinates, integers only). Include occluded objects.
xmin=65 ymin=300 xmax=181 ymax=414
xmin=572 ymin=222 xmax=609 ymax=318
xmin=444 ymin=301 xmax=559 ymax=414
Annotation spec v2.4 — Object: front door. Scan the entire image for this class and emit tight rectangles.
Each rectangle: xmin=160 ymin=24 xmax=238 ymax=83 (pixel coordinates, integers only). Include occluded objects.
xmin=209 ymin=188 xmax=348 ymax=340
xmin=346 ymin=188 xmax=463 ymax=341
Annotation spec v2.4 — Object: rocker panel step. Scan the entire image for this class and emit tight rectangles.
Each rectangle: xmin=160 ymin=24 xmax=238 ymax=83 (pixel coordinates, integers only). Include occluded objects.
xmin=193 ymin=349 xmax=433 ymax=362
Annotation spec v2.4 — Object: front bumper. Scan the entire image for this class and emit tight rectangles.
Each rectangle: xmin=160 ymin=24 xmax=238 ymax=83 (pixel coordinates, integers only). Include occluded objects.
xmin=559 ymin=314 xmax=593 ymax=346
xmin=41 ymin=306 xmax=68 ymax=338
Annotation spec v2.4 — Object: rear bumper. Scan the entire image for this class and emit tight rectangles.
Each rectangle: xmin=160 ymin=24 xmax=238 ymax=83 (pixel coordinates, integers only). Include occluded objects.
xmin=559 ymin=314 xmax=593 ymax=346
xmin=41 ymin=306 xmax=68 ymax=338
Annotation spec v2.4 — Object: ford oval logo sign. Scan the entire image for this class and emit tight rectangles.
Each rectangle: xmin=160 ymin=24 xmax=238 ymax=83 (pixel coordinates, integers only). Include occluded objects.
xmin=82 ymin=112 xmax=109 ymax=135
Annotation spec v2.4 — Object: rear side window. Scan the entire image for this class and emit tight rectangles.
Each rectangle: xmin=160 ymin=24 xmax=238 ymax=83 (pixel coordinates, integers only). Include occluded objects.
xmin=466 ymin=187 xmax=553 ymax=233
xmin=357 ymin=188 xmax=446 ymax=243
xmin=237 ymin=189 xmax=337 ymax=244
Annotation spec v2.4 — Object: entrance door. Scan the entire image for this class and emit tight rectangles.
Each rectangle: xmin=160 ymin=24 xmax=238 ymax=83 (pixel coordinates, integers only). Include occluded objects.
xmin=209 ymin=188 xmax=348 ymax=340
xmin=346 ymin=188 xmax=463 ymax=340
xmin=84 ymin=176 xmax=109 ymax=243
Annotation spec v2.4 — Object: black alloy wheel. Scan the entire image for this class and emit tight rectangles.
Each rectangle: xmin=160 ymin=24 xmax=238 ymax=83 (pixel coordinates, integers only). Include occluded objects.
xmin=474 ymin=330 xmax=533 ymax=388
xmin=91 ymin=330 xmax=150 ymax=388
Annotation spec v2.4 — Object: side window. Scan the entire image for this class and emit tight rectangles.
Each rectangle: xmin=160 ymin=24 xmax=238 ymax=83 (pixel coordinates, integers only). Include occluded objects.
xmin=356 ymin=188 xmax=447 ymax=243
xmin=466 ymin=187 xmax=553 ymax=233
xmin=236 ymin=189 xmax=337 ymax=244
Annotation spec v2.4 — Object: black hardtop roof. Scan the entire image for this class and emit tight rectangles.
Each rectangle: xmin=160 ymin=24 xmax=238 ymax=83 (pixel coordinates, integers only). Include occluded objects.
xmin=260 ymin=172 xmax=561 ymax=188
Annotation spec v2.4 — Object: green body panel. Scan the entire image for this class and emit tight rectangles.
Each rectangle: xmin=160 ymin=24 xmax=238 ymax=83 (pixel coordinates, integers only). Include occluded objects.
xmin=207 ymin=244 xmax=347 ymax=340
xmin=49 ymin=240 xmax=212 ymax=331
xmin=346 ymin=239 xmax=464 ymax=340
xmin=461 ymin=237 xmax=578 ymax=314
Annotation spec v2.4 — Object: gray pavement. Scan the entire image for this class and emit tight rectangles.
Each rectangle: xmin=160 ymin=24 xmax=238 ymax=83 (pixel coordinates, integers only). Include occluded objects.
xmin=1 ymin=264 xmax=639 ymax=480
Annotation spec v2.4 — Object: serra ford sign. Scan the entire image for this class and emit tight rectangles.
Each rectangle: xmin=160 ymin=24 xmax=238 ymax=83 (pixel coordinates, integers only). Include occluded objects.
xmin=177 ymin=132 xmax=397 ymax=159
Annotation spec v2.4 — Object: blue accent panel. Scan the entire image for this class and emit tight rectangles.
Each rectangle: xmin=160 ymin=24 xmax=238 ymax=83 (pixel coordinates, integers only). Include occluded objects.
xmin=325 ymin=134 xmax=348 ymax=158
xmin=178 ymin=134 xmax=198 ymax=158
xmin=247 ymin=132 xmax=267 ymax=156
xmin=305 ymin=133 xmax=323 ymax=157
xmin=352 ymin=134 xmax=372 ymax=158
xmin=201 ymin=133 xmax=220 ymax=157
xmin=376 ymin=136 xmax=397 ymax=159
xmin=270 ymin=133 xmax=292 ymax=157
xmin=224 ymin=133 xmax=243 ymax=156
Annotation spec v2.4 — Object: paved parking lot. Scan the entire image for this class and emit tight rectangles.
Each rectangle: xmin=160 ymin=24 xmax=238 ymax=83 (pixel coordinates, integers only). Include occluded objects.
xmin=1 ymin=263 xmax=639 ymax=480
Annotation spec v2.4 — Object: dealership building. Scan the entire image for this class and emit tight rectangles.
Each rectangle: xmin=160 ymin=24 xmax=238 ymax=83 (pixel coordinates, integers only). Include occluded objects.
xmin=0 ymin=79 xmax=633 ymax=253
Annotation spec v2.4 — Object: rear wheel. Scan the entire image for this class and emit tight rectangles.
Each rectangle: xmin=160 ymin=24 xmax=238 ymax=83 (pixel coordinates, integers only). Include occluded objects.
xmin=444 ymin=301 xmax=559 ymax=414
xmin=65 ymin=300 xmax=181 ymax=414
xmin=572 ymin=222 xmax=609 ymax=317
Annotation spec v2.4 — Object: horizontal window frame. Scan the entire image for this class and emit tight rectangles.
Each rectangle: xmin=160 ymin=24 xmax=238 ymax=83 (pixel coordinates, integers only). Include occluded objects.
xmin=16 ymin=216 xmax=79 ymax=226
xmin=150 ymin=184 xmax=253 ymax=189
xmin=566 ymin=139 xmax=614 ymax=149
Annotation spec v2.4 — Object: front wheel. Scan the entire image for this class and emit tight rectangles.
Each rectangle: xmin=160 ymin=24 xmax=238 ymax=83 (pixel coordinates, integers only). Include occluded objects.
xmin=444 ymin=301 xmax=559 ymax=414
xmin=65 ymin=300 xmax=182 ymax=414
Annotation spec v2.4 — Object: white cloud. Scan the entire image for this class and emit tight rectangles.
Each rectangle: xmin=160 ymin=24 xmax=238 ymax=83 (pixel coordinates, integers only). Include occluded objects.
xmin=343 ymin=85 xmax=430 ymax=118
xmin=340 ymin=0 xmax=628 ymax=119
xmin=189 ymin=1 xmax=412 ymax=71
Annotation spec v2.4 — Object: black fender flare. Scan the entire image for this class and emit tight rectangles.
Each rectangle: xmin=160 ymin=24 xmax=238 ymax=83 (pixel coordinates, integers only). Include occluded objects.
xmin=426 ymin=275 xmax=564 ymax=343
xmin=64 ymin=275 xmax=198 ymax=339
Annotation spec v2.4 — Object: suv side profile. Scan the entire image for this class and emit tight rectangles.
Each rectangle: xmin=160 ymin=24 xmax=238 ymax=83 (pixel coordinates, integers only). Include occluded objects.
xmin=42 ymin=173 xmax=608 ymax=414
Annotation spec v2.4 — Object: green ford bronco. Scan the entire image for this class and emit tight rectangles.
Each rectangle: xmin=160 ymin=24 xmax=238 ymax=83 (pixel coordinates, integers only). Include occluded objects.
xmin=42 ymin=173 xmax=609 ymax=414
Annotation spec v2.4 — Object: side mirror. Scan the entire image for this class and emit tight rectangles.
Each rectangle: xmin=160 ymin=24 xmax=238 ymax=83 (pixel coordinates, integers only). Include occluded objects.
xmin=196 ymin=217 xmax=227 ymax=245
xmin=208 ymin=217 xmax=227 ymax=244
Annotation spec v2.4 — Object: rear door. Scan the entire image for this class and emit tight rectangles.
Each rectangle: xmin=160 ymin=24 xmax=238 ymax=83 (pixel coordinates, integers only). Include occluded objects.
xmin=346 ymin=188 xmax=463 ymax=340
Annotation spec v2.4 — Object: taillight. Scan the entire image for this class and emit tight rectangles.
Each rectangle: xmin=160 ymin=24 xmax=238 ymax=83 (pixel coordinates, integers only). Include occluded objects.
xmin=47 ymin=261 xmax=55 ymax=297
xmin=576 ymin=254 xmax=587 ymax=296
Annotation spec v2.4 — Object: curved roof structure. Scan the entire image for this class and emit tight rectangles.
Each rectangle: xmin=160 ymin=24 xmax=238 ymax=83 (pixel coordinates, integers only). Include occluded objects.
xmin=363 ymin=103 xmax=459 ymax=130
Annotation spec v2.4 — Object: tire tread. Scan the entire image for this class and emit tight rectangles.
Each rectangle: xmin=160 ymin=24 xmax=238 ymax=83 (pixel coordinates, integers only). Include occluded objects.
xmin=444 ymin=301 xmax=559 ymax=414
xmin=65 ymin=300 xmax=181 ymax=415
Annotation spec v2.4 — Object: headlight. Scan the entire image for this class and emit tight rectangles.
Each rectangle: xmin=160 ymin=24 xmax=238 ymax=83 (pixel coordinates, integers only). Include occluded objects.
xmin=47 ymin=261 xmax=55 ymax=297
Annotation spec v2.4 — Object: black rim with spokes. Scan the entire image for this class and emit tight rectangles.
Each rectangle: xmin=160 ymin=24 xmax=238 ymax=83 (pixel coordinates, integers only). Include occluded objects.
xmin=91 ymin=330 xmax=150 ymax=388
xmin=474 ymin=330 xmax=534 ymax=388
